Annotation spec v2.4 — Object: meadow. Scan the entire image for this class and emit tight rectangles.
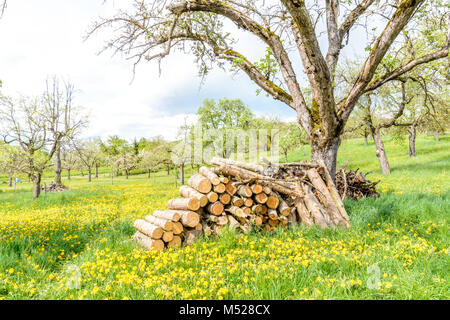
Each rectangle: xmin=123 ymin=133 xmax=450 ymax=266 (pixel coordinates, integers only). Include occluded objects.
xmin=0 ymin=134 xmax=448 ymax=300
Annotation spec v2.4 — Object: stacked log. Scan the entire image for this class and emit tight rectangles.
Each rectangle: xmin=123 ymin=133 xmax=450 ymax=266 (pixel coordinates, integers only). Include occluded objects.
xmin=133 ymin=157 xmax=351 ymax=251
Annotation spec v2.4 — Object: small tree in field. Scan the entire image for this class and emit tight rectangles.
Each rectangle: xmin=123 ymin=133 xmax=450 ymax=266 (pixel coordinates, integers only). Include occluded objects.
xmin=61 ymin=145 xmax=78 ymax=180
xmin=72 ymin=138 xmax=102 ymax=182
xmin=0 ymin=95 xmax=69 ymax=199
xmin=278 ymin=122 xmax=307 ymax=162
xmin=0 ymin=142 xmax=25 ymax=187
xmin=171 ymin=120 xmax=193 ymax=185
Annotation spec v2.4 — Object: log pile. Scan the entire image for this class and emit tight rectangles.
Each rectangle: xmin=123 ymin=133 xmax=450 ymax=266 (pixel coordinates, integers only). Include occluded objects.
xmin=335 ymin=168 xmax=380 ymax=200
xmin=133 ymin=158 xmax=351 ymax=251
xmin=41 ymin=183 xmax=69 ymax=192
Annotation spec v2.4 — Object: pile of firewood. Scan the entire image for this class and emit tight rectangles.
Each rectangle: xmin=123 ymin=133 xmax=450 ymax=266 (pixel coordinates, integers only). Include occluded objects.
xmin=335 ymin=168 xmax=380 ymax=201
xmin=41 ymin=183 xmax=68 ymax=192
xmin=133 ymin=157 xmax=351 ymax=251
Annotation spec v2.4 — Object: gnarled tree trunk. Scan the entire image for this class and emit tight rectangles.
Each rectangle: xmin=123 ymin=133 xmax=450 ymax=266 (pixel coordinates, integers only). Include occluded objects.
xmin=373 ymin=129 xmax=391 ymax=174
xmin=310 ymin=137 xmax=341 ymax=180
xmin=32 ymin=173 xmax=42 ymax=199
xmin=408 ymin=124 xmax=416 ymax=157
xmin=54 ymin=143 xmax=62 ymax=184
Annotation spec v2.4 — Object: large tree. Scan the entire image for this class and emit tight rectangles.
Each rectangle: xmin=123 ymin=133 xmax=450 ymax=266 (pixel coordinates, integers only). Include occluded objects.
xmin=90 ymin=0 xmax=449 ymax=178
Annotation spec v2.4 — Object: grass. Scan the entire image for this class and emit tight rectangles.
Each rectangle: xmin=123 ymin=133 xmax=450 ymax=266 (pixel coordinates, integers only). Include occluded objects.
xmin=0 ymin=134 xmax=448 ymax=300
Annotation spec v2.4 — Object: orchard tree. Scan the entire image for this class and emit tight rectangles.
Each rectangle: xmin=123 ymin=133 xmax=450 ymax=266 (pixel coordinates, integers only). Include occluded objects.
xmin=72 ymin=138 xmax=102 ymax=182
xmin=43 ymin=77 xmax=88 ymax=184
xmin=0 ymin=142 xmax=25 ymax=187
xmin=0 ymin=96 xmax=64 ymax=198
xmin=172 ymin=119 xmax=193 ymax=185
xmin=89 ymin=0 xmax=449 ymax=179
xmin=61 ymin=145 xmax=79 ymax=180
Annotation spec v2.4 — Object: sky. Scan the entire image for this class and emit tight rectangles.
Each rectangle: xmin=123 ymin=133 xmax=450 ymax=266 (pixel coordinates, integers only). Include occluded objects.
xmin=0 ymin=0 xmax=368 ymax=141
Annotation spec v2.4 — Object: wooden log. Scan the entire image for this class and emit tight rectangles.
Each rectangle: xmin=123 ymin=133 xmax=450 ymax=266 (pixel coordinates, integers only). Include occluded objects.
xmin=301 ymin=183 xmax=331 ymax=228
xmin=316 ymin=161 xmax=350 ymax=225
xmin=202 ymin=223 xmax=213 ymax=236
xmin=194 ymin=223 xmax=203 ymax=231
xmin=208 ymin=215 xmax=228 ymax=225
xmin=251 ymin=204 xmax=263 ymax=214
xmin=268 ymin=219 xmax=279 ymax=227
xmin=266 ymin=193 xmax=280 ymax=209
xmin=260 ymin=205 xmax=268 ymax=215
xmin=144 ymin=215 xmax=174 ymax=231
xmin=240 ymin=224 xmax=252 ymax=234
xmin=294 ymin=196 xmax=314 ymax=226
xmin=243 ymin=207 xmax=251 ymax=215
xmin=287 ymin=208 xmax=298 ymax=225
xmin=307 ymin=168 xmax=349 ymax=227
xmin=254 ymin=192 xmax=268 ymax=204
xmin=219 ymin=192 xmax=231 ymax=205
xmin=199 ymin=166 xmax=220 ymax=185
xmin=213 ymin=183 xmax=226 ymax=194
xmin=211 ymin=157 xmax=264 ymax=173
xmin=262 ymin=224 xmax=271 ymax=232
xmin=227 ymin=206 xmax=246 ymax=218
xmin=250 ymin=215 xmax=263 ymax=226
xmin=231 ymin=196 xmax=244 ymax=207
xmin=262 ymin=186 xmax=272 ymax=194
xmin=172 ymin=221 xmax=184 ymax=235
xmin=168 ymin=198 xmax=200 ymax=211
xmin=228 ymin=215 xmax=240 ymax=229
xmin=178 ymin=210 xmax=200 ymax=228
xmin=251 ymin=184 xmax=263 ymax=194
xmin=243 ymin=197 xmax=253 ymax=207
xmin=152 ymin=210 xmax=181 ymax=222
xmin=179 ymin=186 xmax=208 ymax=207
xmin=225 ymin=181 xmax=237 ymax=195
xmin=213 ymin=224 xmax=225 ymax=235
xmin=207 ymin=201 xmax=224 ymax=216
xmin=133 ymin=231 xmax=165 ymax=251
xmin=162 ymin=231 xmax=174 ymax=243
xmin=237 ymin=185 xmax=252 ymax=198
xmin=167 ymin=235 xmax=182 ymax=248
xmin=220 ymin=176 xmax=229 ymax=184
xmin=133 ymin=219 xmax=163 ymax=239
xmin=206 ymin=191 xmax=219 ymax=203
xmin=188 ymin=173 xmax=212 ymax=194
xmin=279 ymin=216 xmax=289 ymax=226
xmin=184 ymin=230 xmax=202 ymax=245
xmin=268 ymin=209 xmax=279 ymax=220
xmin=278 ymin=199 xmax=291 ymax=216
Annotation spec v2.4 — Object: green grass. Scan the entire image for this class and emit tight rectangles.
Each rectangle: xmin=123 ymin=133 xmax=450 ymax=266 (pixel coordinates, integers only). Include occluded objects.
xmin=0 ymin=134 xmax=448 ymax=300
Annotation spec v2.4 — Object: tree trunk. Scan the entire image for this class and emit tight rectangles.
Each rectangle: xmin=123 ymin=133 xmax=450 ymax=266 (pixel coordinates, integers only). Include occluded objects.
xmin=310 ymin=137 xmax=341 ymax=180
xmin=88 ymin=168 xmax=92 ymax=182
xmin=434 ymin=130 xmax=440 ymax=142
xmin=67 ymin=169 xmax=71 ymax=180
xmin=408 ymin=124 xmax=416 ymax=157
xmin=180 ymin=164 xmax=185 ymax=185
xmin=284 ymin=151 xmax=288 ymax=163
xmin=8 ymin=176 xmax=12 ymax=187
xmin=373 ymin=129 xmax=391 ymax=174
xmin=32 ymin=173 xmax=41 ymax=199
xmin=125 ymin=169 xmax=128 ymax=179
xmin=148 ymin=168 xmax=151 ymax=178
xmin=364 ymin=133 xmax=368 ymax=146
xmin=80 ymin=167 xmax=84 ymax=176
xmin=115 ymin=169 xmax=119 ymax=177
xmin=54 ymin=143 xmax=62 ymax=184
xmin=95 ymin=163 xmax=99 ymax=178
xmin=167 ymin=165 xmax=170 ymax=175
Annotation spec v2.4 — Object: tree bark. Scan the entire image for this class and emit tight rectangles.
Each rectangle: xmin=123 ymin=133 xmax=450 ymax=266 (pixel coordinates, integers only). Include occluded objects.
xmin=88 ymin=167 xmax=92 ymax=182
xmin=54 ymin=143 xmax=62 ymax=184
xmin=434 ymin=130 xmax=440 ymax=142
xmin=148 ymin=168 xmax=151 ymax=178
xmin=80 ymin=167 xmax=84 ymax=176
xmin=95 ymin=163 xmax=99 ymax=178
xmin=167 ymin=165 xmax=170 ymax=175
xmin=408 ymin=124 xmax=416 ymax=157
xmin=310 ymin=137 xmax=341 ymax=180
xmin=8 ymin=176 xmax=12 ymax=187
xmin=67 ymin=169 xmax=71 ymax=180
xmin=32 ymin=173 xmax=41 ymax=199
xmin=125 ymin=168 xmax=128 ymax=179
xmin=180 ymin=164 xmax=184 ymax=185
xmin=373 ymin=129 xmax=391 ymax=174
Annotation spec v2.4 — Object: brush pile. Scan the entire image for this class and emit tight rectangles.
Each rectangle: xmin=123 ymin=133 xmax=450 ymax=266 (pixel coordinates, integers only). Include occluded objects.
xmin=41 ymin=183 xmax=68 ymax=192
xmin=133 ymin=157 xmax=354 ymax=251
xmin=335 ymin=168 xmax=380 ymax=200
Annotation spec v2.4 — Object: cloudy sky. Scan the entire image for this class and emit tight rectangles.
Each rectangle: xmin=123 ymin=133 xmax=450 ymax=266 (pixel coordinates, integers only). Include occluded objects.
xmin=0 ymin=1 xmax=367 ymax=141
